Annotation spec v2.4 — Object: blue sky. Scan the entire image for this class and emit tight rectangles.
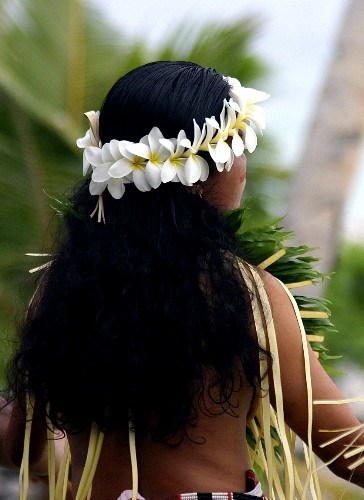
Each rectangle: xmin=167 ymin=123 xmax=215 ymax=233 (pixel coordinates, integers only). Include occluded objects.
xmin=89 ymin=0 xmax=364 ymax=240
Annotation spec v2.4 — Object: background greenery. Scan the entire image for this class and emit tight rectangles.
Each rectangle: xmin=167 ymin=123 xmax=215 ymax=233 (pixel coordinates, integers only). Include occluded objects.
xmin=325 ymin=243 xmax=364 ymax=367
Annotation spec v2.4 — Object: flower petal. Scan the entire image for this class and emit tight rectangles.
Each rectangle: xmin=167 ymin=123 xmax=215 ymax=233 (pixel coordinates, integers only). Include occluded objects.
xmin=145 ymin=161 xmax=162 ymax=189
xmin=127 ymin=142 xmax=150 ymax=159
xmin=109 ymin=139 xmax=122 ymax=160
xmin=247 ymin=105 xmax=266 ymax=133
xmin=101 ymin=143 xmax=115 ymax=163
xmin=228 ymin=99 xmax=241 ymax=113
xmin=201 ymin=121 xmax=216 ymax=149
xmin=159 ymin=138 xmax=175 ymax=155
xmin=109 ymin=159 xmax=133 ymax=178
xmin=118 ymin=140 xmax=134 ymax=159
xmin=175 ymin=130 xmax=187 ymax=156
xmin=161 ymin=160 xmax=176 ymax=183
xmin=185 ymin=155 xmax=209 ymax=182
xmin=184 ymin=156 xmax=201 ymax=184
xmin=107 ymin=178 xmax=125 ymax=199
xmin=215 ymin=161 xmax=225 ymax=173
xmin=225 ymin=152 xmax=234 ymax=172
xmin=196 ymin=156 xmax=209 ymax=181
xmin=92 ymin=162 xmax=113 ymax=182
xmin=83 ymin=153 xmax=91 ymax=176
xmin=148 ymin=127 xmax=164 ymax=151
xmin=205 ymin=117 xmax=220 ymax=130
xmin=244 ymin=124 xmax=258 ymax=153
xmin=84 ymin=110 xmax=100 ymax=144
xmin=245 ymin=88 xmax=270 ymax=104
xmin=76 ymin=129 xmax=92 ymax=148
xmin=132 ymin=169 xmax=151 ymax=192
xmin=85 ymin=146 xmax=103 ymax=167
xmin=232 ymin=132 xmax=245 ymax=157
xmin=208 ymin=143 xmax=218 ymax=163
xmin=180 ymin=138 xmax=192 ymax=149
xmin=176 ymin=168 xmax=190 ymax=186
xmin=89 ymin=179 xmax=107 ymax=195
xmin=215 ymin=138 xmax=232 ymax=163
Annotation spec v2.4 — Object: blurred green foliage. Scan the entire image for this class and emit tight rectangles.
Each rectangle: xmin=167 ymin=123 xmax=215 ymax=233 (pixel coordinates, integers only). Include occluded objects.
xmin=325 ymin=242 xmax=364 ymax=368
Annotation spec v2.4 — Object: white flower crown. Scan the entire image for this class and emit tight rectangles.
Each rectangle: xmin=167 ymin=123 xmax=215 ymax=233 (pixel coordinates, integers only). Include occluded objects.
xmin=76 ymin=76 xmax=269 ymax=203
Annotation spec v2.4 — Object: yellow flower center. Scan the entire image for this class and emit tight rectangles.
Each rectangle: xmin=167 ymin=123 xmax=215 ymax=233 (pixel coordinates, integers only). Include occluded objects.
xmin=149 ymin=152 xmax=161 ymax=165
xmin=131 ymin=157 xmax=145 ymax=169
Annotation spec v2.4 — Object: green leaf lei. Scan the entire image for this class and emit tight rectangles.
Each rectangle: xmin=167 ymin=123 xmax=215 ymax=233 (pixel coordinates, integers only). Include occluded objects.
xmin=224 ymin=205 xmax=339 ymax=368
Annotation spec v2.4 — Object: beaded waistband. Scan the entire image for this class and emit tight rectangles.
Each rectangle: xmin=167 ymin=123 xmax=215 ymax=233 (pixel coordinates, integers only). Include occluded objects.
xmin=177 ymin=493 xmax=265 ymax=499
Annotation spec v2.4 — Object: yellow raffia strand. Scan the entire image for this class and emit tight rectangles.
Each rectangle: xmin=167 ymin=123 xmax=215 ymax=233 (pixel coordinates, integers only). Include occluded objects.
xmin=258 ymin=248 xmax=286 ymax=270
xmin=247 ymin=415 xmax=265 ymax=470
xmin=28 ymin=261 xmax=53 ymax=274
xmin=46 ymin=410 xmax=56 ymax=499
xmin=90 ymin=194 xmax=105 ymax=224
xmin=314 ymin=401 xmax=364 ymax=472
xmin=344 ymin=436 xmax=364 ymax=470
xmin=314 ymin=397 xmax=364 ymax=405
xmin=19 ymin=393 xmax=35 ymax=500
xmin=241 ymin=262 xmax=322 ymax=499
xmin=279 ymin=277 xmax=320 ymax=499
xmin=243 ymin=264 xmax=294 ymax=498
xmin=307 ymin=335 xmax=325 ymax=343
xmin=285 ymin=280 xmax=313 ymax=289
xmin=75 ymin=422 xmax=104 ymax=500
xmin=316 ymin=425 xmax=364 ymax=471
xmin=244 ymin=270 xmax=276 ymax=496
xmin=26 ymin=253 xmax=54 ymax=274
xmin=300 ymin=311 xmax=329 ymax=319
xmin=344 ymin=444 xmax=364 ymax=460
xmin=257 ymin=275 xmax=296 ymax=499
xmin=55 ymin=438 xmax=71 ymax=500
xmin=129 ymin=422 xmax=139 ymax=500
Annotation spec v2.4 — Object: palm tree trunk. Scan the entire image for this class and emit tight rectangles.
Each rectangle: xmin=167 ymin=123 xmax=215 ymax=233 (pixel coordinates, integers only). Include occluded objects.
xmin=285 ymin=0 xmax=364 ymax=282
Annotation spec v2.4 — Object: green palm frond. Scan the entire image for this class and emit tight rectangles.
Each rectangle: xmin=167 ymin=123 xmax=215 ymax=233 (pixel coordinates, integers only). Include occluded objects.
xmin=155 ymin=16 xmax=268 ymax=83
xmin=225 ymin=205 xmax=338 ymax=367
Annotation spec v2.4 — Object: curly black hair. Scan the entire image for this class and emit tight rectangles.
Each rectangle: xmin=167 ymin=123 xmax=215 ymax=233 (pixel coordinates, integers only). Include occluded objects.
xmin=9 ymin=61 xmax=269 ymax=443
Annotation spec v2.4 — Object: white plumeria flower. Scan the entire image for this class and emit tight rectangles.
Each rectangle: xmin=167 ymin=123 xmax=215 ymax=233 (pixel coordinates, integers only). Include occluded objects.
xmin=159 ymin=131 xmax=189 ymax=185
xmin=106 ymin=178 xmax=127 ymax=199
xmin=225 ymin=76 xmax=270 ymax=152
xmin=76 ymin=111 xmax=100 ymax=175
xmin=179 ymin=120 xmax=209 ymax=184
xmin=83 ymin=142 xmax=126 ymax=199
xmin=126 ymin=127 xmax=170 ymax=189
xmin=204 ymin=111 xmax=233 ymax=172
xmin=88 ymin=177 xmax=126 ymax=200
xmin=208 ymin=137 xmax=234 ymax=172
xmin=108 ymin=141 xmax=151 ymax=192
xmin=199 ymin=115 xmax=232 ymax=172
xmin=226 ymin=104 xmax=258 ymax=154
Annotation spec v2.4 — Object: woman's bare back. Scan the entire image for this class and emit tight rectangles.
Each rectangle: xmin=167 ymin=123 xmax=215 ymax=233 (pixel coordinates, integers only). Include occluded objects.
xmin=68 ymin=386 xmax=253 ymax=500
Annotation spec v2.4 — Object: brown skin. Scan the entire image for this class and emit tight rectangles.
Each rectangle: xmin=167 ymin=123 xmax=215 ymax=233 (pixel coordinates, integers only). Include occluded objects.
xmin=1 ymin=153 xmax=364 ymax=497
xmin=67 ymin=386 xmax=253 ymax=499
xmin=0 ymin=397 xmax=16 ymax=470
xmin=202 ymin=153 xmax=247 ymax=211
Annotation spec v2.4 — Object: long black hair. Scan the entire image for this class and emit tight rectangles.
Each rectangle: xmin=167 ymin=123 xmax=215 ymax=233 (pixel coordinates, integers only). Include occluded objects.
xmin=9 ymin=61 xmax=268 ymax=442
